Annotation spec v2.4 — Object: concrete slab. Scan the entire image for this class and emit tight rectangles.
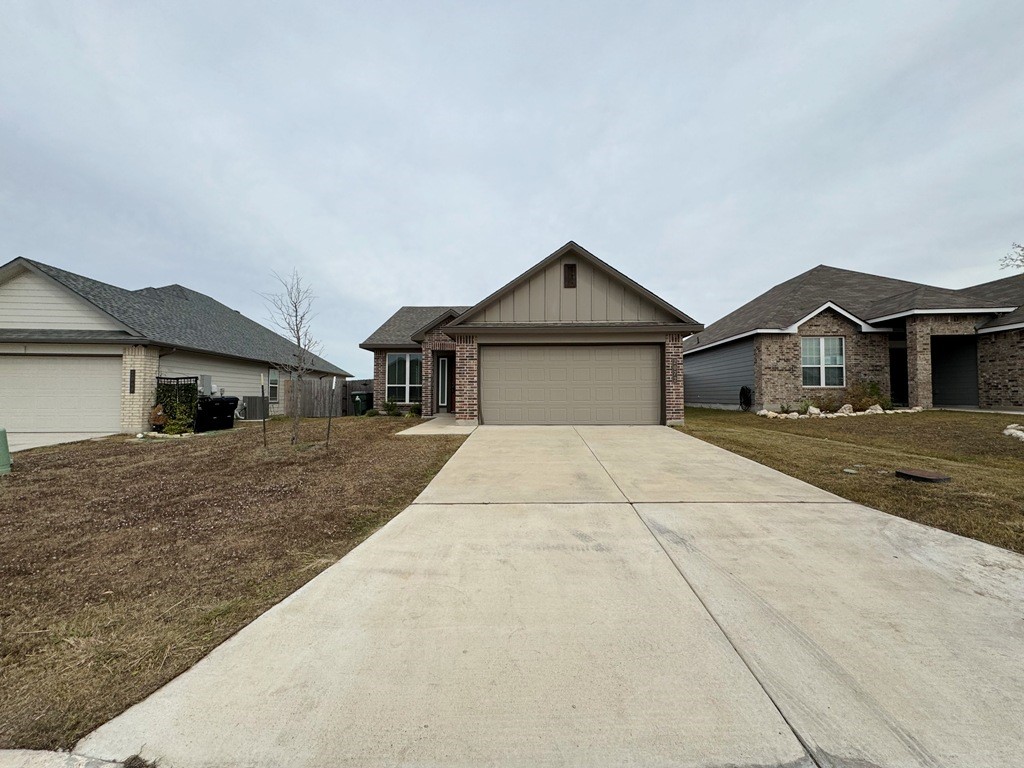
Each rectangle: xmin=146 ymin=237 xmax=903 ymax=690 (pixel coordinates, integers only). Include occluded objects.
xmin=576 ymin=426 xmax=843 ymax=503
xmin=0 ymin=751 xmax=120 ymax=768
xmin=639 ymin=501 xmax=1024 ymax=768
xmin=7 ymin=433 xmax=116 ymax=453
xmin=77 ymin=503 xmax=808 ymax=768
xmin=414 ymin=426 xmax=626 ymax=504
xmin=397 ymin=415 xmax=476 ymax=436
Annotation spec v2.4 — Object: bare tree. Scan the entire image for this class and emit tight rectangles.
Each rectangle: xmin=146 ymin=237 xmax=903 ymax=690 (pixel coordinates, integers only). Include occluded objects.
xmin=1001 ymin=242 xmax=1024 ymax=270
xmin=261 ymin=269 xmax=323 ymax=445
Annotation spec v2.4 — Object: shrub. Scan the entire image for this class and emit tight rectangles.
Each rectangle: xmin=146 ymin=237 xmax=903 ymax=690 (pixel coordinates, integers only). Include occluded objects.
xmin=409 ymin=403 xmax=422 ymax=417
xmin=846 ymin=381 xmax=893 ymax=411
xmin=382 ymin=400 xmax=400 ymax=417
xmin=364 ymin=408 xmax=379 ymax=417
xmin=808 ymin=390 xmax=844 ymax=413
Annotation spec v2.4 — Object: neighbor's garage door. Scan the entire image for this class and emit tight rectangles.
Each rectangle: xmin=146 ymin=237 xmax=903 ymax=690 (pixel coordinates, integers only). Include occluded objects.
xmin=0 ymin=356 xmax=121 ymax=432
xmin=480 ymin=345 xmax=661 ymax=425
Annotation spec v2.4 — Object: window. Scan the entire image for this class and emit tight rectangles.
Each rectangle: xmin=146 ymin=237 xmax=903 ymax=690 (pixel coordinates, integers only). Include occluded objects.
xmin=563 ymin=263 xmax=577 ymax=289
xmin=801 ymin=337 xmax=845 ymax=387
xmin=268 ymin=369 xmax=279 ymax=402
xmin=386 ymin=353 xmax=423 ymax=403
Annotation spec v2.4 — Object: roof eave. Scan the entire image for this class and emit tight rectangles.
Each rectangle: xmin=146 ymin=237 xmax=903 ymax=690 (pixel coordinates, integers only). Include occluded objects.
xmin=867 ymin=307 xmax=1018 ymax=323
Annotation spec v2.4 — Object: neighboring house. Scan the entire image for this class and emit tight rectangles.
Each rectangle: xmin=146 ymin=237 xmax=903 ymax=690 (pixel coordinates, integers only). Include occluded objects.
xmin=360 ymin=242 xmax=703 ymax=425
xmin=0 ymin=258 xmax=349 ymax=435
xmin=683 ymin=265 xmax=1024 ymax=411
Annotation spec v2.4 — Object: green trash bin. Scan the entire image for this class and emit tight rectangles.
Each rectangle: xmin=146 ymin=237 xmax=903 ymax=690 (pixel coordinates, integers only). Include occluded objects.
xmin=0 ymin=427 xmax=11 ymax=475
xmin=351 ymin=392 xmax=373 ymax=416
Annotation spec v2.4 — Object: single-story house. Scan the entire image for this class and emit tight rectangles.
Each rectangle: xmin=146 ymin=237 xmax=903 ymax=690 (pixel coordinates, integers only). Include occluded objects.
xmin=360 ymin=242 xmax=703 ymax=425
xmin=0 ymin=257 xmax=349 ymax=435
xmin=683 ymin=264 xmax=1024 ymax=411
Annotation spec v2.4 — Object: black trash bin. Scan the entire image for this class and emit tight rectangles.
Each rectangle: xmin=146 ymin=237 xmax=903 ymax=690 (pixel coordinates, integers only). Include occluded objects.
xmin=195 ymin=396 xmax=240 ymax=432
xmin=351 ymin=391 xmax=373 ymax=416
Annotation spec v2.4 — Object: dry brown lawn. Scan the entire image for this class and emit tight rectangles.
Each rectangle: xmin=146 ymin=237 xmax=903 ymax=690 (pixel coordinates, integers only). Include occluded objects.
xmin=682 ymin=408 xmax=1024 ymax=555
xmin=0 ymin=417 xmax=465 ymax=750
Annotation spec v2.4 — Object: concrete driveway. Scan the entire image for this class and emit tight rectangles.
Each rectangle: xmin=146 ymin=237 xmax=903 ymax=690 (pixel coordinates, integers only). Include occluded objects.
xmin=77 ymin=426 xmax=1024 ymax=767
xmin=6 ymin=432 xmax=115 ymax=453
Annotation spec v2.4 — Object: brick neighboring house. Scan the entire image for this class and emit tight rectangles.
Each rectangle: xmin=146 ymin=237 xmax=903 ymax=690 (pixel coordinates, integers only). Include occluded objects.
xmin=359 ymin=242 xmax=703 ymax=425
xmin=683 ymin=265 xmax=1024 ymax=411
xmin=0 ymin=257 xmax=349 ymax=435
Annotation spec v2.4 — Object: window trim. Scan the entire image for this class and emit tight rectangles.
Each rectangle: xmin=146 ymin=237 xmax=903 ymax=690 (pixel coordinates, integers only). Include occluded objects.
xmin=268 ymin=369 xmax=280 ymax=402
xmin=385 ymin=352 xmax=423 ymax=404
xmin=801 ymin=336 xmax=845 ymax=388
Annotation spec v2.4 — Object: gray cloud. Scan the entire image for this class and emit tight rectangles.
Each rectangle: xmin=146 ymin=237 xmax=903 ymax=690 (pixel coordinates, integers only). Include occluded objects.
xmin=2 ymin=1 xmax=1022 ymax=377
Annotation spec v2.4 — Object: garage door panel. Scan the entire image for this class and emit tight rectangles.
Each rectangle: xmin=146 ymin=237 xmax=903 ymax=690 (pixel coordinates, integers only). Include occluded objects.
xmin=0 ymin=355 xmax=121 ymax=432
xmin=480 ymin=345 xmax=661 ymax=425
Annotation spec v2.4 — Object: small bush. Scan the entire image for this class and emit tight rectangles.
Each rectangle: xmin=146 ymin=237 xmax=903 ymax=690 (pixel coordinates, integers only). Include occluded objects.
xmin=846 ymin=381 xmax=893 ymax=411
xmin=364 ymin=408 xmax=379 ymax=417
xmin=808 ymin=390 xmax=844 ymax=413
xmin=409 ymin=403 xmax=422 ymax=417
xmin=382 ymin=400 xmax=400 ymax=417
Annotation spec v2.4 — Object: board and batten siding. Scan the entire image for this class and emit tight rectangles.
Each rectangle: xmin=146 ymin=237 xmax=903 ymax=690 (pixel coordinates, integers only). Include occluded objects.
xmin=467 ymin=256 xmax=675 ymax=324
xmin=159 ymin=351 xmax=271 ymax=398
xmin=683 ymin=338 xmax=755 ymax=408
xmin=0 ymin=268 xmax=123 ymax=330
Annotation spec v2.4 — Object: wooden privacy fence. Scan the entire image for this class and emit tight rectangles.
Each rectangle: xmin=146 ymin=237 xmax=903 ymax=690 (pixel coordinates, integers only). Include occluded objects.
xmin=281 ymin=378 xmax=373 ymax=418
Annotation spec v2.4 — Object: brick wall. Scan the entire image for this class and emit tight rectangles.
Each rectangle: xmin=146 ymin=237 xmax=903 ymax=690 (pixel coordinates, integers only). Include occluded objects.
xmin=754 ymin=309 xmax=889 ymax=410
xmin=906 ymin=314 xmax=986 ymax=408
xmin=373 ymin=351 xmax=387 ymax=409
xmin=420 ymin=326 xmax=457 ymax=417
xmin=454 ymin=335 xmax=479 ymax=424
xmin=665 ymin=333 xmax=686 ymax=425
xmin=120 ymin=344 xmax=161 ymax=432
xmin=978 ymin=329 xmax=1024 ymax=408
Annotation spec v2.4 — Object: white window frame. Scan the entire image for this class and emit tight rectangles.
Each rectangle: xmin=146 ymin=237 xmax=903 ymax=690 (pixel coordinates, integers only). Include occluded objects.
xmin=801 ymin=336 xmax=845 ymax=388
xmin=386 ymin=353 xmax=423 ymax=404
xmin=268 ymin=369 xmax=280 ymax=402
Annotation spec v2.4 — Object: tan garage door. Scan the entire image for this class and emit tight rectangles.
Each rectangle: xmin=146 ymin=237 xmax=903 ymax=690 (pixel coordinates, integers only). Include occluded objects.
xmin=0 ymin=355 xmax=121 ymax=432
xmin=480 ymin=345 xmax=661 ymax=425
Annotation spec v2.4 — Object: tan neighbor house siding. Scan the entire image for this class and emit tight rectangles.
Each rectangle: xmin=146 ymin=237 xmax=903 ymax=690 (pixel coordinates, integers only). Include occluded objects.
xmin=753 ymin=309 xmax=889 ymax=410
xmin=158 ymin=350 xmax=272 ymax=399
xmin=464 ymin=255 xmax=676 ymax=325
xmin=0 ymin=268 xmax=124 ymax=331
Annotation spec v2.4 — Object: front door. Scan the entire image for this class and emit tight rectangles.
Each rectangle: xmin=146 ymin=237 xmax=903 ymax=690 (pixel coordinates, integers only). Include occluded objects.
xmin=436 ymin=355 xmax=455 ymax=413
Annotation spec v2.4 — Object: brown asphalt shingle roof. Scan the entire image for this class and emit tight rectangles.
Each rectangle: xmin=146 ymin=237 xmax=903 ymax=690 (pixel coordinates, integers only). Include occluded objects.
xmin=685 ymin=265 xmax=1024 ymax=352
xmin=360 ymin=306 xmax=471 ymax=348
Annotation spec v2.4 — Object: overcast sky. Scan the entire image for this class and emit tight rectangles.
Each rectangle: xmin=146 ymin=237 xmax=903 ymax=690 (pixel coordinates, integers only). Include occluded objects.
xmin=2 ymin=2 xmax=1022 ymax=377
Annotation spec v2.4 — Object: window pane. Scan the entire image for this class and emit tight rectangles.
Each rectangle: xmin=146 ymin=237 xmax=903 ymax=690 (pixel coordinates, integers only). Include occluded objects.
xmin=408 ymin=354 xmax=423 ymax=386
xmin=802 ymin=366 xmax=821 ymax=386
xmin=824 ymin=366 xmax=845 ymax=387
xmin=408 ymin=385 xmax=423 ymax=403
xmin=387 ymin=385 xmax=405 ymax=402
xmin=801 ymin=337 xmax=821 ymax=366
xmin=387 ymin=354 xmax=406 ymax=385
xmin=823 ymin=337 xmax=844 ymax=366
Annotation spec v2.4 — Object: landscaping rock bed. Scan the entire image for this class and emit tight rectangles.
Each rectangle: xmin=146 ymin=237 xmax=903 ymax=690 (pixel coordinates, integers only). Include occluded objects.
xmin=758 ymin=405 xmax=924 ymax=420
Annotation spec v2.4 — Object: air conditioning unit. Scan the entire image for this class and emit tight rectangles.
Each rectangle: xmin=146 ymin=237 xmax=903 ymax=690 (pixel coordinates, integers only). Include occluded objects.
xmin=241 ymin=395 xmax=269 ymax=420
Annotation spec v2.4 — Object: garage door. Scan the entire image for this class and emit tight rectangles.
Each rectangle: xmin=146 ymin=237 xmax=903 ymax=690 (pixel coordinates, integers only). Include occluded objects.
xmin=0 ymin=356 xmax=121 ymax=432
xmin=480 ymin=345 xmax=661 ymax=425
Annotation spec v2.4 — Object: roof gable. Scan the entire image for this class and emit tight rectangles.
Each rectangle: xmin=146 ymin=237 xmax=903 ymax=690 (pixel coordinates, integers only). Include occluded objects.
xmin=360 ymin=305 xmax=472 ymax=349
xmin=0 ymin=258 xmax=348 ymax=375
xmin=448 ymin=242 xmax=700 ymax=329
xmin=0 ymin=261 xmax=137 ymax=333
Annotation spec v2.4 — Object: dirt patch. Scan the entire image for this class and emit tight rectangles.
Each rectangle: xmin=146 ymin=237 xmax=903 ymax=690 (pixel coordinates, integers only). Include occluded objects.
xmin=0 ymin=417 xmax=465 ymax=749
xmin=682 ymin=408 xmax=1024 ymax=555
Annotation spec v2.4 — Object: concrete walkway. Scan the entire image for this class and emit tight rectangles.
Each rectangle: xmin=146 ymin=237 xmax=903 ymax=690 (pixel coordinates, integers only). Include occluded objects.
xmin=76 ymin=426 xmax=1024 ymax=767
xmin=7 ymin=432 xmax=115 ymax=453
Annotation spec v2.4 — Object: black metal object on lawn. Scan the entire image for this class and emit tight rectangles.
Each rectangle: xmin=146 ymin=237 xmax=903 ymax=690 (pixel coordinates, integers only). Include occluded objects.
xmin=895 ymin=468 xmax=952 ymax=483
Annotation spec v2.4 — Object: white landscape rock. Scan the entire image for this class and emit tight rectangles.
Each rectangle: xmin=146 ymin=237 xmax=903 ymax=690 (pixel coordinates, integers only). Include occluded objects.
xmin=757 ymin=409 xmax=770 ymax=417
xmin=786 ymin=412 xmax=799 ymax=420
xmin=837 ymin=404 xmax=855 ymax=415
xmin=1003 ymin=424 xmax=1024 ymax=442
xmin=807 ymin=406 xmax=821 ymax=416
xmin=865 ymin=404 xmax=885 ymax=414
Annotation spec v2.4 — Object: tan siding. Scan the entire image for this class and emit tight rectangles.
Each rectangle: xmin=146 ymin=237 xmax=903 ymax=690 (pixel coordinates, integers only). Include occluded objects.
xmin=577 ymin=261 xmax=593 ymax=319
xmin=606 ymin=279 xmax=624 ymax=321
xmin=513 ymin=284 xmax=529 ymax=321
xmin=591 ymin=269 xmax=608 ymax=321
xmin=0 ymin=269 xmax=123 ymax=330
xmin=499 ymin=293 xmax=514 ymax=322
xmin=159 ymin=351 xmax=269 ymax=398
xmin=623 ymin=287 xmax=640 ymax=321
xmin=544 ymin=261 xmax=560 ymax=319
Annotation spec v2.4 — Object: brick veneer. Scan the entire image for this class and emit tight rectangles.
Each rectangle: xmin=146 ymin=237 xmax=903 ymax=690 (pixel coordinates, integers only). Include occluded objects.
xmin=665 ymin=333 xmax=686 ymax=425
xmin=978 ymin=329 xmax=1024 ymax=408
xmin=905 ymin=314 xmax=986 ymax=408
xmin=753 ymin=309 xmax=889 ymax=410
xmin=373 ymin=350 xmax=387 ymax=409
xmin=454 ymin=335 xmax=479 ymax=424
xmin=421 ymin=326 xmax=457 ymax=417
xmin=120 ymin=344 xmax=160 ymax=432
